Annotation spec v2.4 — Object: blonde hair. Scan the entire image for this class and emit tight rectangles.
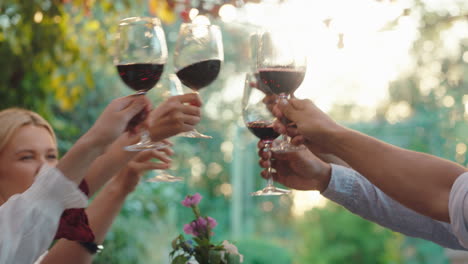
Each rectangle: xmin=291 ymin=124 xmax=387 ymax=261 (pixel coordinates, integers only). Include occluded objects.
xmin=0 ymin=108 xmax=57 ymax=152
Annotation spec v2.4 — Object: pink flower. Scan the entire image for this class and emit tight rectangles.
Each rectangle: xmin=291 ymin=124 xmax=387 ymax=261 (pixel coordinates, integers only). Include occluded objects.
xmin=183 ymin=223 xmax=198 ymax=236
xmin=206 ymin=217 xmax=217 ymax=229
xmin=181 ymin=193 xmax=202 ymax=207
xmin=196 ymin=217 xmax=207 ymax=227
xmin=183 ymin=217 xmax=218 ymax=238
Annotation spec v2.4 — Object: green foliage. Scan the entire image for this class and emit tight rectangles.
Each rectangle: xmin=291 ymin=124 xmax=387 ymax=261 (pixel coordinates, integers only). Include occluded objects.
xmin=293 ymin=202 xmax=402 ymax=264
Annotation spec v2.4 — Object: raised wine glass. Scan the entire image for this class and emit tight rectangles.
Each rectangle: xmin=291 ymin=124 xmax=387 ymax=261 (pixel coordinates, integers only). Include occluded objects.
xmin=242 ymin=72 xmax=290 ymax=196
xmin=166 ymin=73 xmax=201 ymax=138
xmin=145 ymin=74 xmax=186 ymax=183
xmin=115 ymin=16 xmax=169 ymax=151
xmin=256 ymin=28 xmax=307 ymax=153
xmin=174 ymin=20 xmax=224 ymax=139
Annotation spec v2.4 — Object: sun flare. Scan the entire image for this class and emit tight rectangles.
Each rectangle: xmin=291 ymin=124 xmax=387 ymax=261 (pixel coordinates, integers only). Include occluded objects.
xmin=229 ymin=0 xmax=419 ymax=215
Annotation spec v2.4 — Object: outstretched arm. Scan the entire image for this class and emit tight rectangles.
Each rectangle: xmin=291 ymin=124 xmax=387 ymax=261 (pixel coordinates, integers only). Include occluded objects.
xmin=274 ymin=98 xmax=467 ymax=222
xmin=258 ymin=143 xmax=465 ymax=249
xmin=325 ymin=127 xmax=465 ymax=222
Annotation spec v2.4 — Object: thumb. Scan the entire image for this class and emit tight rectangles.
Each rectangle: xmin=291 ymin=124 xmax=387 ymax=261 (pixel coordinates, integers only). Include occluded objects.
xmin=179 ymin=93 xmax=202 ymax=107
xmin=277 ymin=97 xmax=298 ymax=120
xmin=121 ymin=97 xmax=147 ymax=121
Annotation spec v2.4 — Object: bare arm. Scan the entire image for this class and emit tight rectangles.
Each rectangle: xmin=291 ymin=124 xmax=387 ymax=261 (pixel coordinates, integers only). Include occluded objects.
xmin=327 ymin=128 xmax=466 ymax=222
xmin=56 ymin=96 xmax=148 ymax=185
xmin=83 ymin=133 xmax=139 ymax=196
xmin=85 ymin=93 xmax=200 ymax=195
xmin=41 ymin=149 xmax=171 ymax=263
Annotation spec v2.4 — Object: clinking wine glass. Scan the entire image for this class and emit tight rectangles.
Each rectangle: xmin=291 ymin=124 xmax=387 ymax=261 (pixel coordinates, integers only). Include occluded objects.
xmin=256 ymin=28 xmax=307 ymax=153
xmin=242 ymin=72 xmax=290 ymax=196
xmin=173 ymin=21 xmax=224 ymax=139
xmin=145 ymin=74 xmax=187 ymax=183
xmin=166 ymin=73 xmax=201 ymax=138
xmin=115 ymin=16 xmax=169 ymax=151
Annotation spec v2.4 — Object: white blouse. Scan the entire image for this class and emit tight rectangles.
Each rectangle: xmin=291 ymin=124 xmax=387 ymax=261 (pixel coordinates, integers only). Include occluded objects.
xmin=449 ymin=172 xmax=468 ymax=249
xmin=0 ymin=165 xmax=88 ymax=264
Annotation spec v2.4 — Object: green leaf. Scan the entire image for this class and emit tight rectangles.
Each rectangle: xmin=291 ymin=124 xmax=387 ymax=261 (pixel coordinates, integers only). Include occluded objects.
xmin=209 ymin=249 xmax=223 ymax=264
xmin=171 ymin=255 xmax=189 ymax=264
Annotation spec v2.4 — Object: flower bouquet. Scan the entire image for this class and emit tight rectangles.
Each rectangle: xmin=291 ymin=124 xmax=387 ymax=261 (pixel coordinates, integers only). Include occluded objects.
xmin=170 ymin=193 xmax=243 ymax=264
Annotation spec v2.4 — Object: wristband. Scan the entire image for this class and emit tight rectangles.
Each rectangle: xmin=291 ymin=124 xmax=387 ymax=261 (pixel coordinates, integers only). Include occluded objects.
xmin=79 ymin=241 xmax=104 ymax=254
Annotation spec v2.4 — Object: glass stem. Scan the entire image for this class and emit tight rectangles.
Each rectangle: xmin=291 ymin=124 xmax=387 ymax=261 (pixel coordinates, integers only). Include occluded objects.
xmin=278 ymin=93 xmax=292 ymax=144
xmin=265 ymin=141 xmax=274 ymax=187
xmin=140 ymin=130 xmax=151 ymax=143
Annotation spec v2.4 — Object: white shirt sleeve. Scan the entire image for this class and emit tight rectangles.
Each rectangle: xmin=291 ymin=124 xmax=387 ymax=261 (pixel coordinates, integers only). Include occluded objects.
xmin=449 ymin=172 xmax=468 ymax=248
xmin=323 ymin=164 xmax=466 ymax=250
xmin=0 ymin=165 xmax=88 ymax=264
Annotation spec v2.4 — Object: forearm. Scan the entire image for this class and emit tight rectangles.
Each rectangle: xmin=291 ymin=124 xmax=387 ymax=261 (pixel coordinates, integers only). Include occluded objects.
xmin=41 ymin=180 xmax=129 ymax=264
xmin=87 ymin=181 xmax=128 ymax=243
xmin=327 ymin=127 xmax=467 ymax=222
xmin=84 ymin=134 xmax=138 ymax=195
xmin=56 ymin=132 xmax=107 ymax=185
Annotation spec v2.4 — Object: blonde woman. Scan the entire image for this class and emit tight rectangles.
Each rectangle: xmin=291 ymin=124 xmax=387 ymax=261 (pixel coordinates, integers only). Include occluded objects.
xmin=0 ymin=95 xmax=148 ymax=263
xmin=0 ymin=93 xmax=202 ymax=263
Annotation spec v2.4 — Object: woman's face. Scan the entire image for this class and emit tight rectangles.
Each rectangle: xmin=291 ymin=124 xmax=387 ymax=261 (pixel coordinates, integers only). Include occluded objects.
xmin=0 ymin=124 xmax=58 ymax=202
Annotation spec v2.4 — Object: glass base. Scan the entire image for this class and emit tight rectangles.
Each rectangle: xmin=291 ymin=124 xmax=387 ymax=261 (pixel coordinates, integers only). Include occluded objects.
xmin=124 ymin=130 xmax=169 ymax=152
xmin=250 ymin=186 xmax=291 ymax=196
xmin=270 ymin=140 xmax=306 ymax=153
xmin=177 ymin=129 xmax=212 ymax=139
xmin=124 ymin=141 xmax=169 ymax=152
xmin=146 ymin=172 xmax=183 ymax=183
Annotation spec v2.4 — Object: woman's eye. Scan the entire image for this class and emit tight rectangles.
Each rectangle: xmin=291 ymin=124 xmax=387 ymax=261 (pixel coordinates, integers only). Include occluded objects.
xmin=47 ymin=155 xmax=58 ymax=160
xmin=19 ymin=156 xmax=33 ymax=161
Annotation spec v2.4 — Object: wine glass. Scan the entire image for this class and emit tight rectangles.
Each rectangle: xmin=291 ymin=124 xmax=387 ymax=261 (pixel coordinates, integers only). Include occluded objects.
xmin=242 ymin=72 xmax=290 ymax=196
xmin=256 ymin=28 xmax=307 ymax=153
xmin=145 ymin=74 xmax=186 ymax=183
xmin=115 ymin=16 xmax=169 ymax=151
xmin=173 ymin=21 xmax=224 ymax=139
xmin=165 ymin=73 xmax=201 ymax=138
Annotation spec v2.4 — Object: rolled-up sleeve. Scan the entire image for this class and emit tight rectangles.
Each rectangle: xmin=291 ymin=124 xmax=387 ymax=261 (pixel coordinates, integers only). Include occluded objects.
xmin=0 ymin=165 xmax=88 ymax=264
xmin=323 ymin=164 xmax=465 ymax=250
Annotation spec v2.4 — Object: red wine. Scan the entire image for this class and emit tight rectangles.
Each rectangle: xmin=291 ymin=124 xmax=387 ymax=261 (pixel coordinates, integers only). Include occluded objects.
xmin=258 ymin=68 xmax=305 ymax=95
xmin=117 ymin=63 xmax=164 ymax=92
xmin=176 ymin=59 xmax=221 ymax=91
xmin=126 ymin=109 xmax=148 ymax=133
xmin=246 ymin=121 xmax=280 ymax=141
xmin=254 ymin=72 xmax=272 ymax=94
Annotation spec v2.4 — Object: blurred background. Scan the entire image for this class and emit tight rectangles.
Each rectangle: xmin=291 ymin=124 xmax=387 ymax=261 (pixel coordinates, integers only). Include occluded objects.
xmin=1 ymin=0 xmax=467 ymax=263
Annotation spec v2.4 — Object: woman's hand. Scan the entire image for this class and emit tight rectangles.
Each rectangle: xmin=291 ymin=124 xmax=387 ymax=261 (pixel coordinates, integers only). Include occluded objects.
xmin=89 ymin=95 xmax=152 ymax=148
xmin=148 ymin=93 xmax=202 ymax=142
xmin=110 ymin=147 xmax=174 ymax=194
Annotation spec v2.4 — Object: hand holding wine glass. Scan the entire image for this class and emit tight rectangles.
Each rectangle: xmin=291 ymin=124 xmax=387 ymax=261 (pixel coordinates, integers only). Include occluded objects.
xmin=115 ymin=16 xmax=169 ymax=151
xmin=143 ymin=90 xmax=202 ymax=183
xmin=256 ymin=28 xmax=307 ymax=153
xmin=242 ymin=72 xmax=290 ymax=196
xmin=173 ymin=21 xmax=223 ymax=138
